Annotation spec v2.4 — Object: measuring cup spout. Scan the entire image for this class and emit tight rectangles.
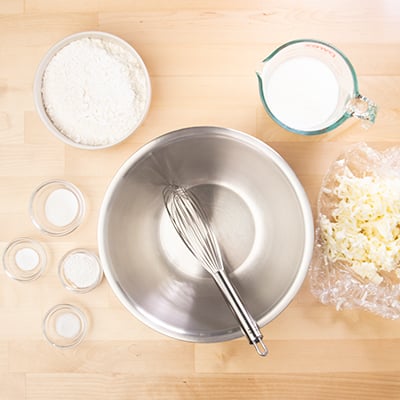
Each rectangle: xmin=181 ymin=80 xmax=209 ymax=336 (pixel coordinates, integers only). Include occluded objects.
xmin=255 ymin=60 xmax=266 ymax=82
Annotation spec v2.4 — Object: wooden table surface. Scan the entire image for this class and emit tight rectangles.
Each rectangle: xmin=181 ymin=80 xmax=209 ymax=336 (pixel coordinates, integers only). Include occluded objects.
xmin=1 ymin=1 xmax=400 ymax=399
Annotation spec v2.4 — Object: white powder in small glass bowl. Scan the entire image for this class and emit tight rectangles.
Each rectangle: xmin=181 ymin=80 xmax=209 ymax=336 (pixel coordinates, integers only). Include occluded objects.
xmin=56 ymin=312 xmax=82 ymax=338
xmin=45 ymin=188 xmax=79 ymax=227
xmin=15 ymin=247 xmax=40 ymax=271
xmin=59 ymin=249 xmax=103 ymax=293
xmin=3 ymin=237 xmax=47 ymax=281
xmin=43 ymin=304 xmax=87 ymax=348
xmin=29 ymin=180 xmax=85 ymax=237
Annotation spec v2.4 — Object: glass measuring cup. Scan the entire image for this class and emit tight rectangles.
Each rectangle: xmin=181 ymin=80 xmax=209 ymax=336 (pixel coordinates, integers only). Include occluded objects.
xmin=256 ymin=39 xmax=377 ymax=135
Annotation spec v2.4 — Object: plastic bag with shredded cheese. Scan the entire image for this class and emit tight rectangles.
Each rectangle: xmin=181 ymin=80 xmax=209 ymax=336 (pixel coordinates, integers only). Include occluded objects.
xmin=310 ymin=142 xmax=400 ymax=319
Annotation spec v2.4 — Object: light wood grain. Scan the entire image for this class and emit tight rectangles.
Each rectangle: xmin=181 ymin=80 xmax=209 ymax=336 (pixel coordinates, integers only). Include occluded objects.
xmin=1 ymin=1 xmax=400 ymax=399
xmin=24 ymin=373 xmax=400 ymax=400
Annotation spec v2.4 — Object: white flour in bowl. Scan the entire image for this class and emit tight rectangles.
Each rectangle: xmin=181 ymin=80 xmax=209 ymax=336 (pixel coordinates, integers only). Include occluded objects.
xmin=41 ymin=37 xmax=148 ymax=146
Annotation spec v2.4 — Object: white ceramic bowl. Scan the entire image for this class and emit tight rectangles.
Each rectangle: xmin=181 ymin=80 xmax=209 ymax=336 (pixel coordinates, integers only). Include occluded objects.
xmin=33 ymin=31 xmax=151 ymax=150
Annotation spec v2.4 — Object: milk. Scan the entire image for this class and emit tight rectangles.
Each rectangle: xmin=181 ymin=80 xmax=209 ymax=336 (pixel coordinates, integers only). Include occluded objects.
xmin=262 ymin=56 xmax=340 ymax=131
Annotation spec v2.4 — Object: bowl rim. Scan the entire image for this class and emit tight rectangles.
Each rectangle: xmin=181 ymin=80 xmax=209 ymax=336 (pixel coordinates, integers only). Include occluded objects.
xmin=33 ymin=30 xmax=152 ymax=150
xmin=97 ymin=126 xmax=314 ymax=343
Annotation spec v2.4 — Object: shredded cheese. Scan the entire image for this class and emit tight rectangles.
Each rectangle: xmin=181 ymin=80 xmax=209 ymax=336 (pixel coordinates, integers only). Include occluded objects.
xmin=320 ymin=166 xmax=400 ymax=285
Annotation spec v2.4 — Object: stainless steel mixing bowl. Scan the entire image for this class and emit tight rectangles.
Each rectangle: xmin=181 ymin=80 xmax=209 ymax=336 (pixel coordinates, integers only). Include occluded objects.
xmin=98 ymin=126 xmax=314 ymax=343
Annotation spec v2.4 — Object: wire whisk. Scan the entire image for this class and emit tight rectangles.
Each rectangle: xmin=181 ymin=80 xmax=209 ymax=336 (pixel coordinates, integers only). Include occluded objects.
xmin=163 ymin=185 xmax=268 ymax=357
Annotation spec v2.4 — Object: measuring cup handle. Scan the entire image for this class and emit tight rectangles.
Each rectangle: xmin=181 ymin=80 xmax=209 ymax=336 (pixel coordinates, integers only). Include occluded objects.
xmin=346 ymin=94 xmax=378 ymax=129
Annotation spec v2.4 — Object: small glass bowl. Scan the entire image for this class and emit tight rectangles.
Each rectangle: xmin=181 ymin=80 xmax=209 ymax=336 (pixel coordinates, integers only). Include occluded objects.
xmin=2 ymin=237 xmax=47 ymax=281
xmin=29 ymin=179 xmax=85 ymax=236
xmin=58 ymin=248 xmax=103 ymax=293
xmin=43 ymin=304 xmax=88 ymax=348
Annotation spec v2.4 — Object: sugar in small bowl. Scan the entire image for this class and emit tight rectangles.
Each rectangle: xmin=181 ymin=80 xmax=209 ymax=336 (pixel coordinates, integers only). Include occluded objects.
xmin=29 ymin=179 xmax=85 ymax=236
xmin=3 ymin=237 xmax=47 ymax=281
xmin=43 ymin=304 xmax=88 ymax=348
xmin=58 ymin=249 xmax=103 ymax=293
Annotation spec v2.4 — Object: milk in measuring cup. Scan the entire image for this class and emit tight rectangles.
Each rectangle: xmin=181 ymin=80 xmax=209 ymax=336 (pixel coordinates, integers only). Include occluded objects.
xmin=261 ymin=56 xmax=340 ymax=131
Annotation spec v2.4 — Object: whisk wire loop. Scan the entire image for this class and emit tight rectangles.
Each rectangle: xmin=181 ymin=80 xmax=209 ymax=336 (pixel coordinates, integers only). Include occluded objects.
xmin=163 ymin=185 xmax=268 ymax=357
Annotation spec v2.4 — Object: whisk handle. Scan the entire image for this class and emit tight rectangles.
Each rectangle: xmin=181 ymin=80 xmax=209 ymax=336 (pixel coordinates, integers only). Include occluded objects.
xmin=213 ymin=270 xmax=268 ymax=357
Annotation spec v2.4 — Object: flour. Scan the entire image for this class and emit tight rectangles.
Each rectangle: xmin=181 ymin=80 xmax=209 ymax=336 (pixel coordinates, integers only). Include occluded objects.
xmin=262 ymin=56 xmax=340 ymax=131
xmin=55 ymin=312 xmax=81 ymax=338
xmin=63 ymin=251 xmax=101 ymax=289
xmin=45 ymin=188 xmax=79 ymax=227
xmin=42 ymin=37 xmax=148 ymax=146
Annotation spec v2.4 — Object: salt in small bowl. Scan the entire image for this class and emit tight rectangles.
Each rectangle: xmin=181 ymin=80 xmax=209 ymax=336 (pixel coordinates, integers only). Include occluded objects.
xmin=43 ymin=303 xmax=88 ymax=348
xmin=29 ymin=179 xmax=85 ymax=236
xmin=2 ymin=237 xmax=47 ymax=282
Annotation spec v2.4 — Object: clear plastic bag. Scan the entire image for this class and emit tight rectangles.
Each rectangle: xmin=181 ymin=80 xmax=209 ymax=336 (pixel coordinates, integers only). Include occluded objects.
xmin=310 ymin=142 xmax=400 ymax=319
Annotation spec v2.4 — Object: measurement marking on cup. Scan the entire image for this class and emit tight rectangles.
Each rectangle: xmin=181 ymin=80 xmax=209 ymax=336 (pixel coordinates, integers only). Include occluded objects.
xmin=305 ymin=43 xmax=336 ymax=58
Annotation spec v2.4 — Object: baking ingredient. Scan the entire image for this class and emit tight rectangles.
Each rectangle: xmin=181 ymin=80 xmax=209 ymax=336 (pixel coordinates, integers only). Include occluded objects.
xmin=45 ymin=188 xmax=79 ymax=227
xmin=63 ymin=251 xmax=101 ymax=289
xmin=42 ymin=37 xmax=148 ymax=146
xmin=262 ymin=56 xmax=339 ymax=131
xmin=319 ymin=166 xmax=400 ymax=285
xmin=55 ymin=312 xmax=81 ymax=338
xmin=15 ymin=247 xmax=39 ymax=271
